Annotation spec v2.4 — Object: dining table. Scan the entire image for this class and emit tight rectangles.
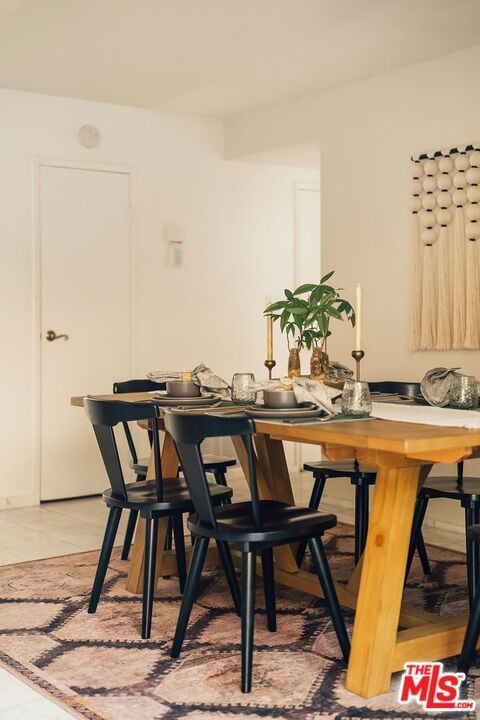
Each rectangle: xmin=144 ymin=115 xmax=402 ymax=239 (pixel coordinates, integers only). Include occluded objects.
xmin=71 ymin=390 xmax=480 ymax=699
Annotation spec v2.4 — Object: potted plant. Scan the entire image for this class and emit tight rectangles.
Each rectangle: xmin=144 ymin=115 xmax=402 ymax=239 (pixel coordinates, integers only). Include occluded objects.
xmin=265 ymin=272 xmax=355 ymax=378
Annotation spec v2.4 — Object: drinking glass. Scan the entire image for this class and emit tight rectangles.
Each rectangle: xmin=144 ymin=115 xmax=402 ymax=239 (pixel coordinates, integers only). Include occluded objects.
xmin=449 ymin=374 xmax=478 ymax=410
xmin=341 ymin=380 xmax=372 ymax=416
xmin=231 ymin=373 xmax=256 ymax=404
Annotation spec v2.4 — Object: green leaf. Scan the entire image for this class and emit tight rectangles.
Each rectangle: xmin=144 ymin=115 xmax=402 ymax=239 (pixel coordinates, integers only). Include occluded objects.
xmin=284 ymin=289 xmax=294 ymax=300
xmin=293 ymin=283 xmax=316 ymax=295
xmin=310 ymin=284 xmax=336 ymax=304
xmin=320 ymin=270 xmax=335 ymax=283
xmin=280 ymin=309 xmax=289 ymax=332
xmin=264 ymin=300 xmax=287 ymax=313
xmin=289 ymin=307 xmax=308 ymax=315
xmin=327 ymin=306 xmax=343 ymax=320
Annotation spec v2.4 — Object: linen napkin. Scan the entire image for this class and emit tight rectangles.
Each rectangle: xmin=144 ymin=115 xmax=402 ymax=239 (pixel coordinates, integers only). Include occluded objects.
xmin=421 ymin=367 xmax=461 ymax=406
xmin=328 ymin=361 xmax=354 ymax=381
xmin=147 ymin=363 xmax=230 ymax=398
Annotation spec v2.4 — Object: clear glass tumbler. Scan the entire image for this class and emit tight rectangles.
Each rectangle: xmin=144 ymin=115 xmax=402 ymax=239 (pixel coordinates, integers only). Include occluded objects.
xmin=341 ymin=380 xmax=372 ymax=416
xmin=449 ymin=374 xmax=478 ymax=410
xmin=231 ymin=373 xmax=256 ymax=404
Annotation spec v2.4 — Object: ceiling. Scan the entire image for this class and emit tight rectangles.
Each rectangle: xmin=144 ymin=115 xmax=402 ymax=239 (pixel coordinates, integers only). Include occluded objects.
xmin=1 ymin=0 xmax=479 ymax=118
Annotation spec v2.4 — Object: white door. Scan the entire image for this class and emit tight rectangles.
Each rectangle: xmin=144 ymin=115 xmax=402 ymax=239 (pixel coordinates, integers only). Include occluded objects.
xmin=39 ymin=163 xmax=132 ymax=500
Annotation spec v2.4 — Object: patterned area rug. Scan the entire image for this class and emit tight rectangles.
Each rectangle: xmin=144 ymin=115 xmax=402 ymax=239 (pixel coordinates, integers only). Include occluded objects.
xmin=0 ymin=523 xmax=478 ymax=720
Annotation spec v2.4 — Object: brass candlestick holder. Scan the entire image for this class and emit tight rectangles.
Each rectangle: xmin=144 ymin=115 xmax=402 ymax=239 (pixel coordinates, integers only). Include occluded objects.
xmin=351 ymin=350 xmax=365 ymax=381
xmin=264 ymin=359 xmax=276 ymax=380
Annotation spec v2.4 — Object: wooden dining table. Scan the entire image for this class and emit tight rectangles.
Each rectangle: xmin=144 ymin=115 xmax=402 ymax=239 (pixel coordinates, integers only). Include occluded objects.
xmin=71 ymin=391 xmax=480 ymax=699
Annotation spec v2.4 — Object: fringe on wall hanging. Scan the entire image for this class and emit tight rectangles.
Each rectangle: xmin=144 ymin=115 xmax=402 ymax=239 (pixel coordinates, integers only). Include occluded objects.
xmin=411 ymin=144 xmax=480 ymax=350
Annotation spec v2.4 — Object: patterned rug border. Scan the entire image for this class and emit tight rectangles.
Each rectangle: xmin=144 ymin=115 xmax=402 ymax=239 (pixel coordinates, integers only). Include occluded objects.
xmin=0 ymin=652 xmax=104 ymax=720
xmin=0 ymin=526 xmax=475 ymax=720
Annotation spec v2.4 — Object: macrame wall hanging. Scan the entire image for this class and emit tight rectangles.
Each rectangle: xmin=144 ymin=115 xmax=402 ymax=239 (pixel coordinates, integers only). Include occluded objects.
xmin=411 ymin=143 xmax=480 ymax=350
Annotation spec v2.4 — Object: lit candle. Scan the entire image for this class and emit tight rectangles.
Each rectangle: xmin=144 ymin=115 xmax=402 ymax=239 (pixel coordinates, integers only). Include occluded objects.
xmin=266 ymin=298 xmax=273 ymax=361
xmin=355 ymin=283 xmax=362 ymax=351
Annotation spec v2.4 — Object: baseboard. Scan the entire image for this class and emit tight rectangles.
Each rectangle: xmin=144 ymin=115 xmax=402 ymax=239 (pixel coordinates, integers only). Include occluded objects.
xmin=0 ymin=492 xmax=39 ymax=510
xmin=427 ymin=518 xmax=464 ymax=537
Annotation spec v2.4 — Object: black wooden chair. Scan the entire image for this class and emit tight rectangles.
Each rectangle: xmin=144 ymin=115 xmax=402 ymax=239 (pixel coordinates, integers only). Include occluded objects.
xmin=164 ymin=410 xmax=350 ymax=693
xmin=300 ymin=381 xmax=431 ymax=573
xmin=407 ymin=461 xmax=480 ymax=606
xmin=458 ymin=524 xmax=480 ymax=674
xmin=84 ymin=397 xmax=232 ymax=639
xmin=113 ymin=379 xmax=237 ymax=560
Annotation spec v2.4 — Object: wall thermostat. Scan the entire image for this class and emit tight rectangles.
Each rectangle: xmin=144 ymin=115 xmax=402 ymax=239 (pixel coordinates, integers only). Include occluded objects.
xmin=78 ymin=124 xmax=100 ymax=148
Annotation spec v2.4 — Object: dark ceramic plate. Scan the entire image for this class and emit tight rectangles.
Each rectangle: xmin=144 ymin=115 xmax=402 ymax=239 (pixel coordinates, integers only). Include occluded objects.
xmin=149 ymin=392 xmax=220 ymax=407
xmin=245 ymin=402 xmax=324 ymax=420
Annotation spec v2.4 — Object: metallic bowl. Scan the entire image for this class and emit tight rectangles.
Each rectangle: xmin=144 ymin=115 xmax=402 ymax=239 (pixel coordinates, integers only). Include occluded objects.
xmin=166 ymin=380 xmax=201 ymax=397
xmin=263 ymin=389 xmax=298 ymax=409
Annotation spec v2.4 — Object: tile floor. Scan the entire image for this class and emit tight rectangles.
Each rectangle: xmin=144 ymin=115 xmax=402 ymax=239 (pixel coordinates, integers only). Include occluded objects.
xmin=0 ymin=468 xmax=468 ymax=717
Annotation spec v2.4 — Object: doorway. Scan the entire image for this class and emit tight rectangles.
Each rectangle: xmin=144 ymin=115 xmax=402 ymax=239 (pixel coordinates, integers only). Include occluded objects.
xmin=36 ymin=161 xmax=133 ymax=500
xmin=293 ymin=181 xmax=321 ymax=470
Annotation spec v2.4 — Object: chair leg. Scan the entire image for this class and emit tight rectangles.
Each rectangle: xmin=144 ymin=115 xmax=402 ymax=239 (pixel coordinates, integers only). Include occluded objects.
xmin=465 ymin=504 xmax=480 ymax=608
xmin=354 ymin=481 xmax=366 ymax=565
xmin=163 ymin=517 xmax=173 ymax=579
xmin=361 ymin=482 xmax=370 ymax=556
xmin=214 ymin=469 xmax=231 ymax=504
xmin=121 ymin=509 xmax=138 ymax=561
xmin=309 ymin=537 xmax=350 ymax=662
xmin=416 ymin=531 xmax=431 ymax=576
xmin=171 ymin=536 xmax=209 ymax=658
xmin=458 ymin=575 xmax=480 ymax=674
xmin=172 ymin=514 xmax=187 ymax=594
xmin=405 ymin=496 xmax=429 ymax=582
xmin=261 ymin=548 xmax=276 ymax=632
xmin=216 ymin=540 xmax=241 ymax=615
xmin=142 ymin=516 xmax=158 ymax=639
xmin=213 ymin=469 xmax=227 ymax=486
xmin=241 ymin=550 xmax=256 ymax=693
xmin=295 ymin=475 xmax=326 ymax=567
xmin=88 ymin=507 xmax=122 ymax=613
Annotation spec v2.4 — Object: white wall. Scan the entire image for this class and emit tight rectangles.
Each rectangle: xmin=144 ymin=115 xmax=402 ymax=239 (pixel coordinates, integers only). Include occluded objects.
xmin=226 ymin=43 xmax=480 ymax=534
xmin=0 ymin=88 xmax=318 ymax=507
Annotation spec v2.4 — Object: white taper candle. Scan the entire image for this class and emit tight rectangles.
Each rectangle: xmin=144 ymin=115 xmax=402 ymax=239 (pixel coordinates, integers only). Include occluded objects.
xmin=355 ymin=284 xmax=362 ymax=351
xmin=266 ymin=298 xmax=273 ymax=361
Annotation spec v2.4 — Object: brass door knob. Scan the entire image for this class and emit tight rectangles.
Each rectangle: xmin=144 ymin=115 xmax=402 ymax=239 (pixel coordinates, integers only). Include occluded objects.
xmin=45 ymin=330 xmax=69 ymax=342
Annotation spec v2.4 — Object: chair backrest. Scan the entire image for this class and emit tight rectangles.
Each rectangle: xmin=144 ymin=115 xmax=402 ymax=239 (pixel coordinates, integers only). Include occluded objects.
xmin=113 ymin=379 xmax=165 ymax=394
xmin=84 ymin=398 xmax=163 ymax=502
xmin=164 ymin=411 xmax=258 ymax=528
xmin=113 ymin=379 xmax=165 ymax=463
xmin=368 ymin=380 xmax=420 ymax=398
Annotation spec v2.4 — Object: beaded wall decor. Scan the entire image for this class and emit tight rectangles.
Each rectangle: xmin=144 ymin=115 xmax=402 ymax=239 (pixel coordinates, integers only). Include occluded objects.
xmin=411 ymin=144 xmax=480 ymax=350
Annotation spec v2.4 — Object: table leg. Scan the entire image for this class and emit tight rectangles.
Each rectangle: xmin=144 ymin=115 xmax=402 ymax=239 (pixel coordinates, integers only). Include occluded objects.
xmin=126 ymin=432 xmax=180 ymax=594
xmin=346 ymin=463 xmax=421 ymax=697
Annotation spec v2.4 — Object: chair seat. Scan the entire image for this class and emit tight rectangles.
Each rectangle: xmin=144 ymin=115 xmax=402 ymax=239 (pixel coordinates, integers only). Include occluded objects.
xmin=103 ymin=477 xmax=232 ymax=512
xmin=131 ymin=452 xmax=236 ymax=476
xmin=422 ymin=476 xmax=480 ymax=501
xmin=188 ymin=500 xmax=336 ymax=545
xmin=303 ymin=459 xmax=376 ymax=480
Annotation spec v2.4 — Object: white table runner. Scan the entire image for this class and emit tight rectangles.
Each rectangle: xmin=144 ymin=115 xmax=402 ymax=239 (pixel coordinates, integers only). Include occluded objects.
xmin=371 ymin=402 xmax=480 ymax=429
